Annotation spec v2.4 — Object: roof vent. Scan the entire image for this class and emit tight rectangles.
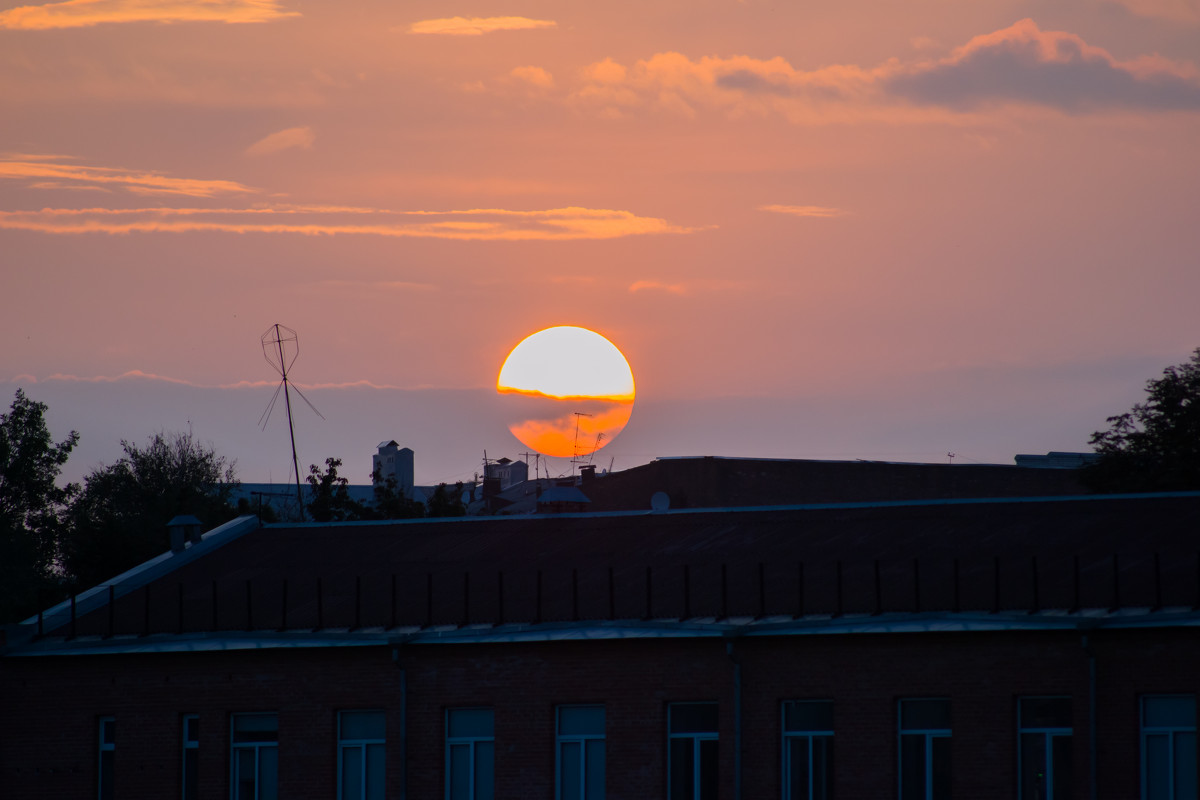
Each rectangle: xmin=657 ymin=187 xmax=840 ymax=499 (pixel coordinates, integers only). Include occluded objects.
xmin=167 ymin=514 xmax=203 ymax=554
xmin=650 ymin=491 xmax=670 ymax=512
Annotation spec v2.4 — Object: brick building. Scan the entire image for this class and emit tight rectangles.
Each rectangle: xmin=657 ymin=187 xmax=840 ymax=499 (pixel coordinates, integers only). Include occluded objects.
xmin=3 ymin=491 xmax=1199 ymax=799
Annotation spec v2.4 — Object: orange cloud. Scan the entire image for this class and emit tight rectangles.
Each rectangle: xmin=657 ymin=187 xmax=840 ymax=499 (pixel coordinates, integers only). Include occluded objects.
xmin=245 ymin=125 xmax=314 ymax=156
xmin=1107 ymin=0 xmax=1200 ymax=23
xmin=759 ymin=204 xmax=849 ymax=218
xmin=407 ymin=16 xmax=555 ymax=36
xmin=10 ymin=370 xmax=409 ymax=391
xmin=0 ymin=205 xmax=697 ymax=241
xmin=0 ymin=0 xmax=297 ymax=30
xmin=511 ymin=66 xmax=554 ymax=89
xmin=0 ymin=157 xmax=257 ymax=197
xmin=505 ymin=404 xmax=634 ymax=458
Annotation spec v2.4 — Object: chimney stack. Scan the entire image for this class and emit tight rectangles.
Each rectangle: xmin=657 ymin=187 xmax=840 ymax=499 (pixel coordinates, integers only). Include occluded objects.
xmin=167 ymin=514 xmax=203 ymax=554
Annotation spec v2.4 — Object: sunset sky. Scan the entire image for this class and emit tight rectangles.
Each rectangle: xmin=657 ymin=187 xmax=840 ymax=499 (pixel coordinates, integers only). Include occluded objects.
xmin=3 ymin=0 xmax=1199 ymax=487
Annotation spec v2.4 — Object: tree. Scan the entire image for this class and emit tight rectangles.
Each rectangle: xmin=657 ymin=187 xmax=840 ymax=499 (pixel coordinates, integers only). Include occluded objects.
xmin=0 ymin=389 xmax=78 ymax=622
xmin=369 ymin=470 xmax=425 ymax=520
xmin=305 ymin=457 xmax=369 ymax=522
xmin=427 ymin=482 xmax=467 ymax=518
xmin=1083 ymin=347 xmax=1200 ymax=493
xmin=63 ymin=431 xmax=239 ymax=590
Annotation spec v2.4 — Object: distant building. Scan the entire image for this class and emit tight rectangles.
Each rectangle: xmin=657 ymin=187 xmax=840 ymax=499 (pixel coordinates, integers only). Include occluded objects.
xmin=1014 ymin=451 xmax=1100 ymax=469
xmin=372 ymin=440 xmax=415 ymax=498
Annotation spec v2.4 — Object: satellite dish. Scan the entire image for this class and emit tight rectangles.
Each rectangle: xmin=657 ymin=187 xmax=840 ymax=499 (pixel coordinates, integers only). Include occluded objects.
xmin=650 ymin=491 xmax=670 ymax=512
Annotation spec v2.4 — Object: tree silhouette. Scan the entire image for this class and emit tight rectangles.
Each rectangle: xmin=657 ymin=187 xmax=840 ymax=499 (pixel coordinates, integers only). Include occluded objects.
xmin=0 ymin=390 xmax=78 ymax=622
xmin=1083 ymin=347 xmax=1200 ymax=493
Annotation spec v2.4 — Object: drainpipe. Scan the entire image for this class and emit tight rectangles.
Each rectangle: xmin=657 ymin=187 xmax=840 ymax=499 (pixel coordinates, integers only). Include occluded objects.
xmin=1082 ymin=633 xmax=1097 ymax=800
xmin=725 ymin=638 xmax=742 ymax=800
xmin=393 ymin=645 xmax=408 ymax=800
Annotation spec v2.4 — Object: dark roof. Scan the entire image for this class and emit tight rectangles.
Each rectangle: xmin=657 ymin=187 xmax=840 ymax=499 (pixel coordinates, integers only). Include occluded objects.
xmin=24 ymin=492 xmax=1200 ymax=642
xmin=578 ymin=456 xmax=1088 ymax=512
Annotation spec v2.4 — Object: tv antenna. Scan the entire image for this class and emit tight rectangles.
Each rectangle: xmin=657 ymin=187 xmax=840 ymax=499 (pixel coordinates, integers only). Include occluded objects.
xmin=570 ymin=411 xmax=593 ymax=474
xmin=259 ymin=323 xmax=324 ymax=520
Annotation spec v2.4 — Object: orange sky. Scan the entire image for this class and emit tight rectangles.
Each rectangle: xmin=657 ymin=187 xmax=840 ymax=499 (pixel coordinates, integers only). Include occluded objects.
xmin=3 ymin=0 xmax=1199 ymax=484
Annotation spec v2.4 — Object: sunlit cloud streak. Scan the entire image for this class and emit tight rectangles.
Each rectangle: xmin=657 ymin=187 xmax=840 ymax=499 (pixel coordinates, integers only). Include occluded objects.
xmin=0 ymin=157 xmax=257 ymax=197
xmin=245 ymin=126 xmax=314 ymax=156
xmin=759 ymin=205 xmax=849 ymax=218
xmin=510 ymin=66 xmax=554 ymax=89
xmin=0 ymin=205 xmax=697 ymax=240
xmin=407 ymin=16 xmax=555 ymax=36
xmin=629 ymin=280 xmax=686 ymax=295
xmin=10 ymin=370 xmax=408 ymax=391
xmin=569 ymin=19 xmax=1200 ymax=120
xmin=1106 ymin=0 xmax=1200 ymax=23
xmin=0 ymin=0 xmax=297 ymax=30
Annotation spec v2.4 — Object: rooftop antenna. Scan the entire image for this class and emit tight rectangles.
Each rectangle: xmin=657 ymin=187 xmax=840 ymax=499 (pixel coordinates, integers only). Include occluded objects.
xmin=259 ymin=323 xmax=324 ymax=521
xmin=947 ymin=452 xmax=956 ymax=464
xmin=587 ymin=432 xmax=606 ymax=463
xmin=571 ymin=412 xmax=593 ymax=475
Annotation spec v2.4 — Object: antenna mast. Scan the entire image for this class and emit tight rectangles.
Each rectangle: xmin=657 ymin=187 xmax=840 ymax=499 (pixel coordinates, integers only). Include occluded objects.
xmin=571 ymin=412 xmax=593 ymax=475
xmin=259 ymin=323 xmax=324 ymax=521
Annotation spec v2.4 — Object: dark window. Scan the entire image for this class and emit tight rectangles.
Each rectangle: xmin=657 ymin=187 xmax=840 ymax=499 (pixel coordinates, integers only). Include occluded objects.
xmin=183 ymin=714 xmax=199 ymax=800
xmin=557 ymin=706 xmax=605 ymax=800
xmin=447 ymin=708 xmax=494 ymax=800
xmin=231 ymin=713 xmax=278 ymax=800
xmin=783 ymin=700 xmax=834 ymax=800
xmin=1018 ymin=697 xmax=1071 ymax=800
xmin=668 ymin=703 xmax=718 ymax=800
xmin=339 ymin=710 xmax=385 ymax=800
xmin=1142 ymin=695 xmax=1197 ymax=800
xmin=899 ymin=699 xmax=950 ymax=800
xmin=98 ymin=716 xmax=115 ymax=800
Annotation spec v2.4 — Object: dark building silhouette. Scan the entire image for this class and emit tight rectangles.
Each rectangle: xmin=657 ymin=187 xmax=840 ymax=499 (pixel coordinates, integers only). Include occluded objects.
xmin=2 ymin=481 xmax=1198 ymax=799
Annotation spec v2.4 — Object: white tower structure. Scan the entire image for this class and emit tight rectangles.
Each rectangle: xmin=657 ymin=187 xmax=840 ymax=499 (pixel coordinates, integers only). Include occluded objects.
xmin=373 ymin=441 xmax=415 ymax=499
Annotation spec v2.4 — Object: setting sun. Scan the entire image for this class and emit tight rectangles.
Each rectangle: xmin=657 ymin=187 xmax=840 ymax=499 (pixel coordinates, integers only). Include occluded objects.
xmin=497 ymin=326 xmax=635 ymax=458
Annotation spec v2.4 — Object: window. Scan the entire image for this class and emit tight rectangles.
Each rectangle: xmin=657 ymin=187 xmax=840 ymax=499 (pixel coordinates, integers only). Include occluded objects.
xmin=231 ymin=712 xmax=278 ymax=800
xmin=1142 ymin=695 xmax=1197 ymax=800
xmin=339 ymin=710 xmax=385 ymax=800
xmin=183 ymin=714 xmax=199 ymax=800
xmin=782 ymin=700 xmax=833 ymax=800
xmin=446 ymin=708 xmax=494 ymax=800
xmin=668 ymin=702 xmax=718 ymax=800
xmin=1018 ymin=697 xmax=1071 ymax=800
xmin=898 ymin=699 xmax=950 ymax=800
xmin=557 ymin=705 xmax=605 ymax=800
xmin=98 ymin=716 xmax=115 ymax=800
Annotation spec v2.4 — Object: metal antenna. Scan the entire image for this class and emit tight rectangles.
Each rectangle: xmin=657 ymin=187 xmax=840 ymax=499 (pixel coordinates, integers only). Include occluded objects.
xmin=259 ymin=323 xmax=324 ymax=520
xmin=571 ymin=412 xmax=593 ymax=475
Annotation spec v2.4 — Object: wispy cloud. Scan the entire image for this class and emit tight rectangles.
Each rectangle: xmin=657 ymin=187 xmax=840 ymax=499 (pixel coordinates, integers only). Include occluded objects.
xmin=629 ymin=280 xmax=686 ymax=295
xmin=0 ymin=205 xmax=698 ymax=240
xmin=0 ymin=156 xmax=258 ymax=197
xmin=0 ymin=0 xmax=297 ymax=30
xmin=759 ymin=204 xmax=849 ymax=218
xmin=407 ymin=16 xmax=555 ymax=36
xmin=245 ymin=126 xmax=315 ymax=156
xmin=1105 ymin=0 xmax=1200 ymax=23
xmin=9 ymin=370 xmax=408 ymax=391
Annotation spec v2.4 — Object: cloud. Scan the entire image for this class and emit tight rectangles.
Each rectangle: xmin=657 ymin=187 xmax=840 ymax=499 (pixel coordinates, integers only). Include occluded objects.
xmin=9 ymin=370 xmax=408 ymax=391
xmin=759 ymin=204 xmax=849 ymax=218
xmin=0 ymin=205 xmax=698 ymax=241
xmin=885 ymin=18 xmax=1200 ymax=111
xmin=1105 ymin=0 xmax=1200 ymax=23
xmin=629 ymin=280 xmax=686 ymax=295
xmin=569 ymin=20 xmax=1200 ymax=121
xmin=245 ymin=126 xmax=315 ymax=156
xmin=510 ymin=66 xmax=554 ymax=89
xmin=407 ymin=16 xmax=555 ymax=36
xmin=0 ymin=0 xmax=297 ymax=30
xmin=0 ymin=156 xmax=258 ymax=197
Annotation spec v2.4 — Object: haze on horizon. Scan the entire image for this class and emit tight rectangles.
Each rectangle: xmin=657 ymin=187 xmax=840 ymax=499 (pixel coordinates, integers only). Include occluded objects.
xmin=2 ymin=0 xmax=1198 ymax=487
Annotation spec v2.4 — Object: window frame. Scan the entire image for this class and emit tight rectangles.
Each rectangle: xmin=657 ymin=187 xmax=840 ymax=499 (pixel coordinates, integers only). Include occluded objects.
xmin=667 ymin=702 xmax=719 ymax=800
xmin=98 ymin=715 xmax=115 ymax=800
xmin=897 ymin=698 xmax=951 ymax=800
xmin=1141 ymin=694 xmax=1198 ymax=800
xmin=1017 ymin=697 xmax=1072 ymax=800
xmin=229 ymin=712 xmax=279 ymax=800
xmin=337 ymin=709 xmax=386 ymax=800
xmin=781 ymin=700 xmax=834 ymax=800
xmin=555 ymin=704 xmax=606 ymax=800
xmin=445 ymin=707 xmax=495 ymax=800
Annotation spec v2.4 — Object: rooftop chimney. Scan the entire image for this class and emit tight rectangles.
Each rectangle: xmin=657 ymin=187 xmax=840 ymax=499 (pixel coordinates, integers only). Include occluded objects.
xmin=167 ymin=514 xmax=203 ymax=554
